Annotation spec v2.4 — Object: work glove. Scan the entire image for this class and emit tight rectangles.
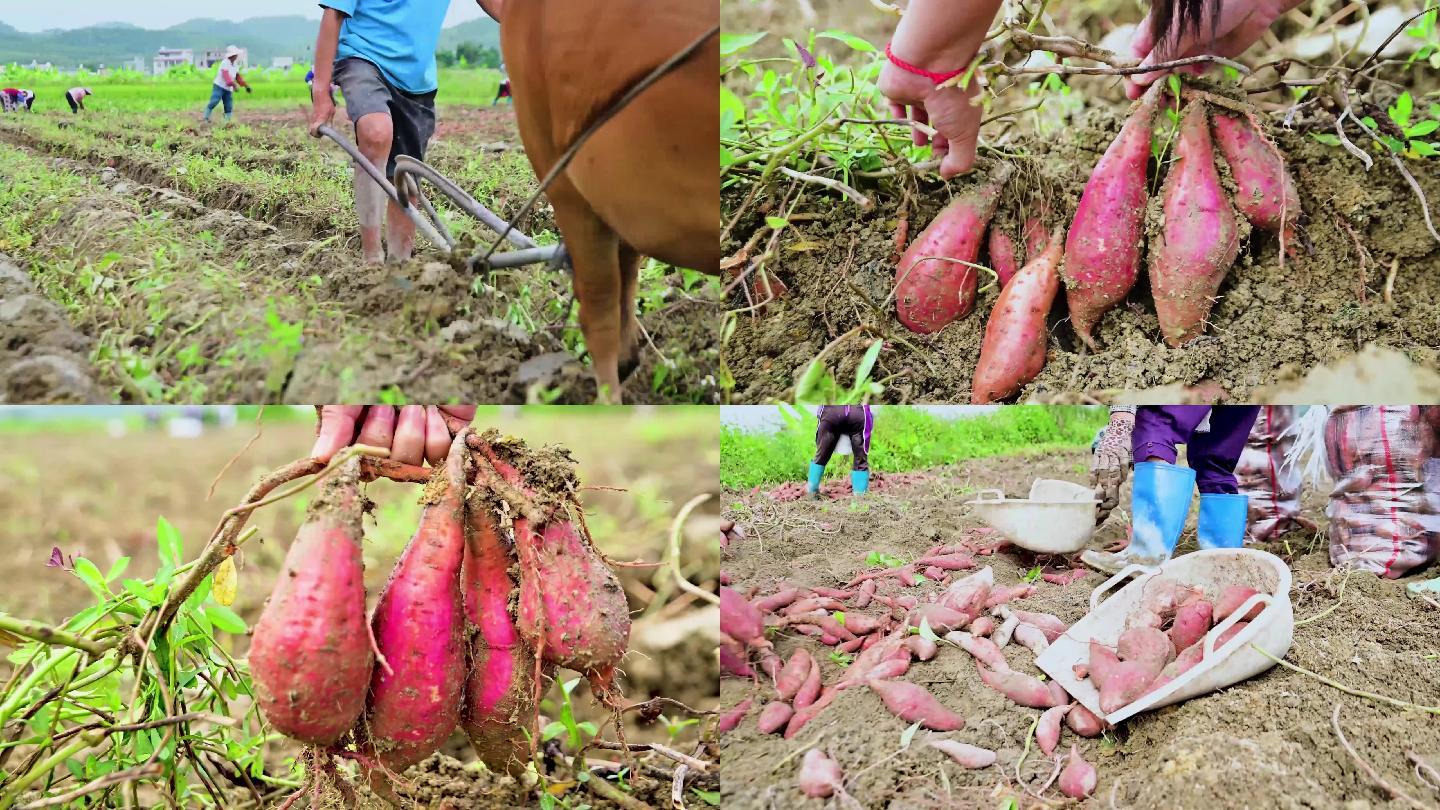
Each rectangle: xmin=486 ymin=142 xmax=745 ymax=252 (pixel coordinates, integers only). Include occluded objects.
xmin=1091 ymin=410 xmax=1136 ymax=526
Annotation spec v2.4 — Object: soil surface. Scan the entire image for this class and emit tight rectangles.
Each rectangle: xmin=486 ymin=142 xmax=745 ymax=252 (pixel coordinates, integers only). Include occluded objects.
xmin=720 ymin=449 xmax=1440 ymax=808
xmin=0 ymin=413 xmax=721 ymax=808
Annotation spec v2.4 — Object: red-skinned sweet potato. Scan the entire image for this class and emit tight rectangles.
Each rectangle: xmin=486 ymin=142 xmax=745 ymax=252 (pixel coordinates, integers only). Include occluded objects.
xmin=758 ymin=701 xmax=794 ymax=734
xmin=1117 ymin=626 xmax=1175 ymax=672
xmin=1065 ymin=703 xmax=1106 ymax=737
xmin=987 ymin=224 xmax=1021 ymax=288
xmin=945 ymin=631 xmax=1009 ymax=671
xmin=868 ymin=679 xmax=966 ymax=730
xmin=249 ymin=457 xmax=374 ymax=746
xmin=359 ymin=435 xmax=470 ymax=773
xmin=972 ymin=233 xmax=1063 ymax=404
xmin=1037 ymin=704 xmax=1071 ymax=757
xmin=799 ymin=749 xmax=845 ymax=798
xmin=794 ymin=658 xmax=823 ymax=710
xmin=976 ymin=664 xmax=1061 ymax=708
xmin=1064 ymin=82 xmax=1166 ymax=347
xmin=1168 ymin=599 xmax=1213 ymax=652
xmin=1098 ymin=660 xmax=1159 ymax=713
xmin=1087 ymin=641 xmax=1121 ymax=692
xmin=896 ymin=163 xmax=1015 ymax=333
xmin=777 ymin=648 xmax=813 ymax=700
xmin=1150 ymin=101 xmax=1242 ymax=346
xmin=1215 ymin=585 xmax=1265 ymax=622
xmin=929 ymin=740 xmax=996 ymax=769
xmin=1211 ymin=111 xmax=1300 ymax=251
xmin=718 ymin=698 xmax=751 ymax=733
xmin=1059 ymin=745 xmax=1097 ymax=798
xmin=1010 ymin=609 xmax=1068 ymax=642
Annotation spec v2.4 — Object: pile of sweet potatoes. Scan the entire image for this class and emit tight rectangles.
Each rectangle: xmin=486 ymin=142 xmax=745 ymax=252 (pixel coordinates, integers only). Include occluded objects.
xmin=248 ymin=429 xmax=631 ymax=801
xmin=892 ymin=83 xmax=1300 ymax=402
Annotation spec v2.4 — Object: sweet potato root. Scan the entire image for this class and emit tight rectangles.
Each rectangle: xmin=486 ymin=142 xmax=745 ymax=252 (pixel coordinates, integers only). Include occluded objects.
xmin=972 ymin=233 xmax=1063 ymax=404
xmin=1168 ymin=599 xmax=1213 ymax=652
xmin=1117 ymin=626 xmax=1175 ymax=672
xmin=1098 ymin=660 xmax=1159 ymax=713
xmin=987 ymin=224 xmax=1021 ymax=288
xmin=758 ymin=701 xmax=794 ymax=734
xmin=1065 ymin=703 xmax=1106 ymax=737
xmin=1037 ymin=704 xmax=1071 ymax=757
xmin=718 ymin=698 xmax=752 ymax=733
xmin=1211 ymin=111 xmax=1299 ymax=249
xmin=794 ymin=658 xmax=823 ymax=710
xmin=1149 ymin=101 xmax=1242 ymax=347
xmin=896 ymin=163 xmax=1015 ymax=333
xmin=869 ymin=679 xmax=966 ymax=731
xmin=1215 ymin=585 xmax=1265 ymax=622
xmin=946 ymin=631 xmax=1009 ymax=671
xmin=976 ymin=664 xmax=1061 ymax=708
xmin=799 ymin=749 xmax=845 ymax=798
xmin=1063 ymin=82 xmax=1165 ymax=347
xmin=777 ymin=648 xmax=813 ymax=700
xmin=1087 ymin=641 xmax=1121 ymax=692
xmin=1059 ymin=745 xmax=1097 ymax=799
xmin=929 ymin=740 xmax=996 ymax=769
xmin=720 ymin=586 xmax=766 ymax=646
xmin=249 ymin=457 xmax=374 ymax=746
xmin=1010 ymin=609 xmax=1068 ymax=642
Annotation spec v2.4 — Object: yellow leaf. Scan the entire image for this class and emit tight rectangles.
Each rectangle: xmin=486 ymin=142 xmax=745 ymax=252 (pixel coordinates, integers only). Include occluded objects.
xmin=0 ymin=628 xmax=24 ymax=648
xmin=213 ymin=557 xmax=238 ymax=606
xmin=545 ymin=781 xmax=576 ymax=796
xmin=786 ymin=240 xmax=823 ymax=252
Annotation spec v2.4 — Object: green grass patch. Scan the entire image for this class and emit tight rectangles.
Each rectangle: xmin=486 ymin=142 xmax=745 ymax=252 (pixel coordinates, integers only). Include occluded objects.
xmin=720 ymin=405 xmax=1107 ymax=490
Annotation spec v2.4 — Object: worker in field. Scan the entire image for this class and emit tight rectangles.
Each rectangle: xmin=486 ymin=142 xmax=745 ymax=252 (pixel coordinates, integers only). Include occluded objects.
xmin=493 ymin=62 xmax=511 ymax=106
xmin=1084 ymin=405 xmax=1261 ymax=574
xmin=1 ymin=88 xmax=34 ymax=113
xmin=806 ymin=405 xmax=874 ymax=499
xmin=204 ymin=46 xmax=252 ymax=124
xmin=308 ymin=0 xmax=450 ymax=265
xmin=64 ymin=87 xmax=92 ymax=114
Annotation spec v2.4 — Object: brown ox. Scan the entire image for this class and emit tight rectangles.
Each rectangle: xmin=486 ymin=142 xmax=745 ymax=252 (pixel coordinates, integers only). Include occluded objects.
xmin=479 ymin=0 xmax=719 ymax=402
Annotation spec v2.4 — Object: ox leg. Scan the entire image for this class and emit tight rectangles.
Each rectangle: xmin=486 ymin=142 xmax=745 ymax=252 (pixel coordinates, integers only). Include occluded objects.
xmin=617 ymin=242 xmax=643 ymax=382
xmin=552 ymin=183 xmax=626 ymax=403
xmin=354 ymin=113 xmax=393 ymax=265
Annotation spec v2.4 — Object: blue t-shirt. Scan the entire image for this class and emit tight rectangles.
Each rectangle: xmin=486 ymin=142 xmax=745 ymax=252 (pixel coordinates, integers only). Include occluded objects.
xmin=320 ymin=0 xmax=447 ymax=94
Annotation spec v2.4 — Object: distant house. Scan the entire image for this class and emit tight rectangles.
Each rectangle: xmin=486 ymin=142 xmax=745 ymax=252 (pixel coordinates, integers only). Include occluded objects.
xmin=154 ymin=48 xmax=194 ymax=76
xmin=197 ymin=47 xmax=248 ymax=71
xmin=272 ymin=57 xmax=295 ymax=70
xmin=123 ymin=57 xmax=147 ymax=73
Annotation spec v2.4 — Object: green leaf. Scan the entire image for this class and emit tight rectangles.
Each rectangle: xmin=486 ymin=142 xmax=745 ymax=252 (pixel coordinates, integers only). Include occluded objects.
xmin=577 ymin=721 xmax=599 ymax=737
xmin=720 ymin=32 xmax=767 ymax=57
xmin=691 ymin=788 xmax=722 ymax=806
xmin=1310 ymin=133 xmax=1342 ymax=146
xmin=1022 ymin=566 xmax=1042 ymax=583
xmin=917 ymin=617 xmax=938 ymax=643
xmin=71 ymin=557 xmax=109 ymax=600
xmin=156 ymin=516 xmax=182 ymax=568
xmin=1406 ymin=120 xmax=1438 ymax=138
xmin=899 ymin=720 xmax=922 ymax=749
xmin=541 ymin=721 xmax=567 ymax=741
xmin=764 ymin=216 xmax=789 ymax=231
xmin=105 ymin=557 xmax=130 ymax=583
xmin=1389 ymin=91 xmax=1413 ymax=129
xmin=1412 ymin=141 xmax=1439 ymax=157
xmin=833 ymin=611 xmax=846 ymax=626
xmin=852 ymin=339 xmax=884 ymax=391
xmin=816 ymin=30 xmax=877 ymax=53
xmin=205 ymin=605 xmax=248 ymax=635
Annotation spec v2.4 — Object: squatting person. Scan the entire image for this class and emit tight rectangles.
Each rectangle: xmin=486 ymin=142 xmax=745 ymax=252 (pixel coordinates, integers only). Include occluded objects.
xmin=807 ymin=405 xmax=875 ymax=499
xmin=0 ymin=88 xmax=35 ymax=112
xmin=1083 ymin=405 xmax=1261 ymax=573
xmin=204 ymin=46 xmax=252 ymax=124
xmin=308 ymin=0 xmax=451 ymax=265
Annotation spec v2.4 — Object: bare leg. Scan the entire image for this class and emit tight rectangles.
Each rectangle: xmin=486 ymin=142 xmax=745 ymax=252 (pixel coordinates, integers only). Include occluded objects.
xmin=354 ymin=112 xmax=393 ymax=265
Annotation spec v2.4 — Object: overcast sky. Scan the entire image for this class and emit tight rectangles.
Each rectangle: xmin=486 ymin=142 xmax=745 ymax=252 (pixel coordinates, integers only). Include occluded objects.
xmin=6 ymin=1 xmax=488 ymax=32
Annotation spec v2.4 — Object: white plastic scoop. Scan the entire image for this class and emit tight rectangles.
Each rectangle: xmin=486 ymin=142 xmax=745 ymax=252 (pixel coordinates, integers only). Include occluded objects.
xmin=1034 ymin=548 xmax=1294 ymax=725
xmin=966 ymin=479 xmax=1096 ymax=553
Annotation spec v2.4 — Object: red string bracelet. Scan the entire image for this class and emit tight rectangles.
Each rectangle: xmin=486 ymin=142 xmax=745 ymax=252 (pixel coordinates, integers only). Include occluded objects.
xmin=885 ymin=41 xmax=964 ymax=84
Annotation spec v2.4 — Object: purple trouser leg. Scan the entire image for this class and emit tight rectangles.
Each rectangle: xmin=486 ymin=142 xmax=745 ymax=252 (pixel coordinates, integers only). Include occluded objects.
xmin=1132 ymin=406 xmax=1261 ymax=494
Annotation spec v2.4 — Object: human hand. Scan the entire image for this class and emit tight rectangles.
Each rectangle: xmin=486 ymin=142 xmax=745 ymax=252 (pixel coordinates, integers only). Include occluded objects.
xmin=878 ymin=61 xmax=983 ymax=179
xmin=1124 ymin=0 xmax=1303 ymax=99
xmin=308 ymin=91 xmax=335 ymax=138
xmin=1091 ymin=411 xmax=1136 ymax=525
xmin=310 ymin=406 xmax=479 ymax=465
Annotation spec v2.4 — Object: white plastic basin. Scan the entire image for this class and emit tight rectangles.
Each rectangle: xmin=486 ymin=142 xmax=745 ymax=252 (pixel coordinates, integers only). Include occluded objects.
xmin=967 ymin=479 xmax=1096 ymax=553
xmin=1034 ymin=548 xmax=1294 ymax=725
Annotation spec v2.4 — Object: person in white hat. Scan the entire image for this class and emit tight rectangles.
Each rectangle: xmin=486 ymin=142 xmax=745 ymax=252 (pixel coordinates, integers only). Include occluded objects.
xmin=204 ymin=46 xmax=252 ymax=123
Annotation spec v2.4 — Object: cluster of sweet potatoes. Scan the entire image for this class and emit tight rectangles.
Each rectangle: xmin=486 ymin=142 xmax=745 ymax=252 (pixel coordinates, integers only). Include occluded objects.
xmin=721 ymin=539 xmax=1105 ymax=801
xmin=893 ymin=83 xmax=1301 ymax=403
xmin=1078 ymin=578 xmax=1264 ymax=714
xmin=247 ymin=429 xmax=630 ymax=801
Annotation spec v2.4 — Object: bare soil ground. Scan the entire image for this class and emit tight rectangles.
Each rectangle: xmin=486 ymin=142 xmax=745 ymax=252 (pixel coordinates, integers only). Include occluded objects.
xmin=720 ymin=449 xmax=1440 ymax=808
xmin=0 ymin=411 xmax=721 ymax=808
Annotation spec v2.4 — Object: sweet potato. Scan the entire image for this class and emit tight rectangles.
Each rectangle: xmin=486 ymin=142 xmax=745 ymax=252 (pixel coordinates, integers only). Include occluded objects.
xmin=869 ymin=679 xmax=966 ymax=730
xmin=753 ymin=587 xmax=803 ymax=614
xmin=785 ymin=688 xmax=835 ymax=738
xmin=1013 ymin=623 xmax=1050 ymax=655
xmin=1010 ymin=609 xmax=1068 ymax=642
xmin=799 ymin=749 xmax=845 ymax=798
xmin=929 ymin=740 xmax=997 ymax=769
xmin=1098 ymin=660 xmax=1158 ymax=713
xmin=758 ymin=701 xmax=794 ymax=734
xmin=906 ymin=634 xmax=939 ymax=661
xmin=1150 ymin=101 xmax=1242 ymax=346
xmin=1065 ymin=703 xmax=1106 ymax=737
xmin=249 ymin=457 xmax=373 ymax=746
xmin=1063 ymin=82 xmax=1165 ymax=347
xmin=1087 ymin=641 xmax=1121 ymax=692
xmin=811 ymin=586 xmax=855 ymax=599
xmin=777 ymin=649 xmax=813 ymax=700
xmin=853 ymin=580 xmax=877 ymax=609
xmin=968 ymin=616 xmax=996 ymax=637
xmin=460 ymin=459 xmax=550 ymax=777
xmin=794 ymin=658 xmax=823 ymax=709
xmin=946 ymin=631 xmax=1009 ymax=671
xmin=938 ymin=566 xmax=993 ymax=621
xmin=1138 ymin=577 xmax=1204 ymax=617
xmin=1161 ymin=640 xmax=1204 ymax=679
xmin=1211 ymin=111 xmax=1299 ymax=249
xmin=1215 ymin=585 xmax=1265 ymax=622
xmin=1168 ymin=599 xmax=1213 ymax=652
xmin=718 ymin=698 xmax=752 ymax=733
xmin=1022 ymin=210 xmax=1051 ymax=260
xmin=916 ymin=552 xmax=979 ymax=571
xmin=972 ymin=234 xmax=1063 ymax=404
xmin=1211 ymin=620 xmax=1249 ymax=650
xmin=837 ymin=636 xmax=865 ymax=654
xmin=976 ymin=664 xmax=1061 ymax=708
xmin=1048 ymin=679 xmax=1071 ymax=706
xmin=1037 ymin=704 xmax=1071 ymax=757
xmin=908 ymin=603 xmax=969 ymax=634
xmin=840 ymin=612 xmax=886 ymax=636
xmin=1117 ymin=626 xmax=1175 ymax=672
xmin=721 ymin=636 xmax=753 ymax=678
xmin=987 ymin=224 xmax=1021 ymax=288
xmin=992 ymin=614 xmax=1020 ymax=648
xmin=866 ymin=658 xmax=910 ymax=682
xmin=984 ymin=583 xmax=1034 ymax=609
xmin=896 ymin=163 xmax=1015 ymax=333
xmin=1059 ymin=745 xmax=1097 ymax=799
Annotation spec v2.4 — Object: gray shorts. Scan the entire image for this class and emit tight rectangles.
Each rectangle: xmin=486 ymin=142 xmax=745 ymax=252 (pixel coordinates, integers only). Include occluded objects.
xmin=333 ymin=57 xmax=437 ymax=179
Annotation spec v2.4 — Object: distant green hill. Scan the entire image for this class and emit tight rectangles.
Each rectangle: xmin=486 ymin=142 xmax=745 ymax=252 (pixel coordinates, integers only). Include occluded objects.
xmin=0 ymin=14 xmax=500 ymax=71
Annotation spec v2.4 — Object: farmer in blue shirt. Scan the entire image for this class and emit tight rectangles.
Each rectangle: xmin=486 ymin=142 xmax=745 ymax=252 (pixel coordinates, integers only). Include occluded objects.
xmin=308 ymin=0 xmax=449 ymax=265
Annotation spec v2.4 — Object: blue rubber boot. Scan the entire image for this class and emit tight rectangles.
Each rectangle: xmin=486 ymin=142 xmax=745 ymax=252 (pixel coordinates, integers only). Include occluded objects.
xmin=1082 ymin=461 xmax=1195 ymax=574
xmin=806 ymin=462 xmax=825 ymax=499
xmin=1197 ymin=493 xmax=1248 ymax=549
xmin=851 ymin=470 xmax=870 ymax=497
